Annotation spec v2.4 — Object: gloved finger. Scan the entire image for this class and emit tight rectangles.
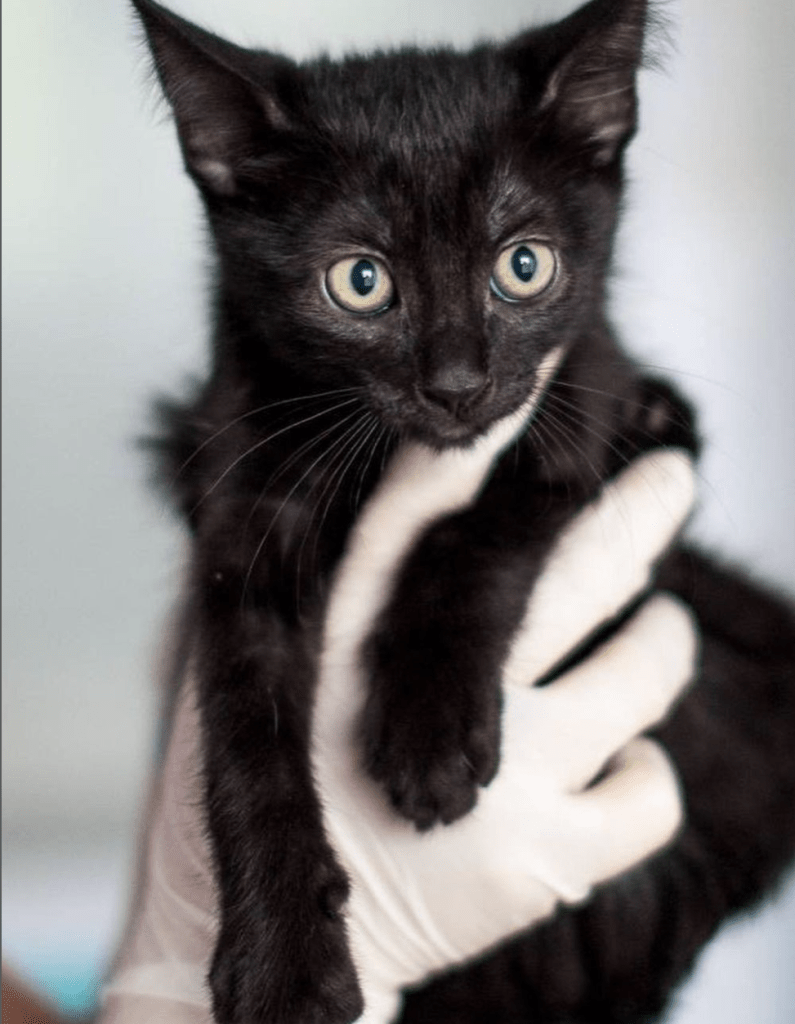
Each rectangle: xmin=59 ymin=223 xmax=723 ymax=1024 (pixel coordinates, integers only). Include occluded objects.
xmin=562 ymin=736 xmax=683 ymax=890
xmin=472 ymin=733 xmax=682 ymax=914
xmin=154 ymin=677 xmax=215 ymax=907
xmin=502 ymin=449 xmax=697 ymax=688
xmin=503 ymin=594 xmax=697 ymax=791
xmin=101 ymin=977 xmax=213 ymax=1024
xmin=101 ymin=676 xmax=217 ymax=1015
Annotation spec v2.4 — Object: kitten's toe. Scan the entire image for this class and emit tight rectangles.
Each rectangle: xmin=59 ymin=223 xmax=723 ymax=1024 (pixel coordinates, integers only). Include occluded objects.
xmin=382 ymin=752 xmax=484 ymax=829
xmin=363 ymin=694 xmax=501 ymax=830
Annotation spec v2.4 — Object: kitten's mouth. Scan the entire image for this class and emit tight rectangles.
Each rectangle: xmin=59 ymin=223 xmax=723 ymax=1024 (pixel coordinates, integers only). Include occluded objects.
xmin=406 ymin=345 xmax=567 ymax=450
xmin=423 ymin=415 xmax=487 ymax=445
xmin=397 ymin=399 xmax=502 ymax=449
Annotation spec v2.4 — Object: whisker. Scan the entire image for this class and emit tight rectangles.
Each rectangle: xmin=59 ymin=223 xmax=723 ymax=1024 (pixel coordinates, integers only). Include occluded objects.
xmin=241 ymin=411 xmax=372 ymax=604
xmin=526 ymin=415 xmax=577 ymax=511
xmin=309 ymin=415 xmax=378 ymax=529
xmin=173 ymin=386 xmax=362 ymax=480
xmin=351 ymin=422 xmax=390 ymax=516
xmin=544 ymin=392 xmax=637 ymax=471
xmin=540 ymin=405 xmax=606 ymax=488
xmin=549 ymin=379 xmax=623 ymax=401
xmin=379 ymin=426 xmax=396 ymax=477
xmin=548 ymin=386 xmax=700 ymax=477
xmin=557 ymin=359 xmax=739 ymax=398
xmin=544 ymin=391 xmax=721 ymax=534
xmin=295 ymin=414 xmax=381 ymax=595
xmin=552 ymin=379 xmax=694 ymax=439
xmin=631 ymin=362 xmax=740 ymax=397
xmin=312 ymin=415 xmax=380 ymax=529
xmin=190 ymin=396 xmax=361 ymax=516
xmin=241 ymin=406 xmax=365 ymax=537
xmin=542 ymin=401 xmax=638 ymax=535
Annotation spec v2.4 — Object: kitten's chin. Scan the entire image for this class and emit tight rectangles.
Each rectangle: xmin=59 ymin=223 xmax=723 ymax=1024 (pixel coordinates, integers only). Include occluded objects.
xmin=400 ymin=406 xmax=521 ymax=452
xmin=373 ymin=394 xmax=499 ymax=450
xmin=417 ymin=418 xmax=490 ymax=450
xmin=394 ymin=387 xmax=524 ymax=450
xmin=397 ymin=397 xmax=530 ymax=450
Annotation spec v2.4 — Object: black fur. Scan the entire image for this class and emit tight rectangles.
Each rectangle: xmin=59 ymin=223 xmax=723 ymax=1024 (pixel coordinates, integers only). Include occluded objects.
xmin=130 ymin=1 xmax=795 ymax=1021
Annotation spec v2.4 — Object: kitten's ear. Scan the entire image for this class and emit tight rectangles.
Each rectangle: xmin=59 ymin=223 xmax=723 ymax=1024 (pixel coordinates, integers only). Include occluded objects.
xmin=507 ymin=0 xmax=651 ymax=165
xmin=131 ymin=0 xmax=299 ymax=195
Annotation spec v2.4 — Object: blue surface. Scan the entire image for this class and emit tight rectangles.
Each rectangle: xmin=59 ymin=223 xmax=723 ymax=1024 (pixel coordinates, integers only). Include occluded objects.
xmin=2 ymin=837 xmax=126 ymax=1020
xmin=36 ymin=959 xmax=100 ymax=1017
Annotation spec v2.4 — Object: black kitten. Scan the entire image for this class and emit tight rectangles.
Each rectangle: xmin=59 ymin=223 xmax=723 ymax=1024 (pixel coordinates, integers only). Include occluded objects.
xmin=131 ymin=1 xmax=795 ymax=1022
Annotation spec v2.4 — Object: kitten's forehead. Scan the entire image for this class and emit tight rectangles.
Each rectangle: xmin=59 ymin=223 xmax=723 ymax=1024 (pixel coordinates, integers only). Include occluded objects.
xmin=295 ymin=58 xmax=563 ymax=251
xmin=293 ymin=46 xmax=540 ymax=243
xmin=304 ymin=47 xmax=517 ymax=158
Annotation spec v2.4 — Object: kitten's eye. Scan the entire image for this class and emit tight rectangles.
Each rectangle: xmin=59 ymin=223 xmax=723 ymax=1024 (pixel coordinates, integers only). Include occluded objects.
xmin=490 ymin=242 xmax=557 ymax=302
xmin=325 ymin=256 xmax=394 ymax=314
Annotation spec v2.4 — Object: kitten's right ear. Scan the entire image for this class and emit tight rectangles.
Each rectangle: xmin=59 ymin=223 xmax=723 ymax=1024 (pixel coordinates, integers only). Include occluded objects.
xmin=506 ymin=0 xmax=653 ymax=166
xmin=131 ymin=0 xmax=299 ymax=196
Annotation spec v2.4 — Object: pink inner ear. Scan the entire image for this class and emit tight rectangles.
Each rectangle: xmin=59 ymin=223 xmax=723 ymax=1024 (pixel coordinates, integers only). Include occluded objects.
xmin=193 ymin=157 xmax=236 ymax=195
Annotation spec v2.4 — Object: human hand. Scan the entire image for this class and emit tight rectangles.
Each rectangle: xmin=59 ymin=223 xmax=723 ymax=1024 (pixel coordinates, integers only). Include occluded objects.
xmin=101 ymin=407 xmax=697 ymax=1024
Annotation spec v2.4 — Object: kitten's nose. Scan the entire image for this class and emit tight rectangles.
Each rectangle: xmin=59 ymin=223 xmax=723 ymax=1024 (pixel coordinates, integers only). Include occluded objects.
xmin=422 ymin=365 xmax=492 ymax=415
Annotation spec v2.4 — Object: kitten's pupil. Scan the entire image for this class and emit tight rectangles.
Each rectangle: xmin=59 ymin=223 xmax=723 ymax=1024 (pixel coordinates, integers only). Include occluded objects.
xmin=512 ymin=246 xmax=537 ymax=282
xmin=351 ymin=259 xmax=377 ymax=296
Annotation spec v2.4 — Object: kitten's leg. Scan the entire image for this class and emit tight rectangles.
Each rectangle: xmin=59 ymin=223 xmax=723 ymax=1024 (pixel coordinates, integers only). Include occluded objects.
xmin=195 ymin=571 xmax=362 ymax=1024
xmin=361 ymin=489 xmax=581 ymax=829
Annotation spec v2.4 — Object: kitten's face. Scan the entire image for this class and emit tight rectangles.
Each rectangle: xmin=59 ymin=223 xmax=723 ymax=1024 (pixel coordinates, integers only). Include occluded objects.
xmin=134 ymin=0 xmax=647 ymax=447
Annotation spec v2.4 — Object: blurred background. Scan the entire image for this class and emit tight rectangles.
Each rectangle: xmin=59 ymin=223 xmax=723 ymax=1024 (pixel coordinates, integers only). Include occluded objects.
xmin=3 ymin=0 xmax=794 ymax=1019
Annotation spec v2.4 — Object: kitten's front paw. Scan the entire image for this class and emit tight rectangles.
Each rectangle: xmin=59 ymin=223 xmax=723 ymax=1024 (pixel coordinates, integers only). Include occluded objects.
xmin=361 ymin=665 xmax=503 ymax=830
xmin=210 ymin=867 xmax=362 ymax=1024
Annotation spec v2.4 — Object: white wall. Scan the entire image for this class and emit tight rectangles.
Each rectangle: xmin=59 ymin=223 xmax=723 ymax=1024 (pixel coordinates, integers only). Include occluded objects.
xmin=3 ymin=0 xmax=794 ymax=1018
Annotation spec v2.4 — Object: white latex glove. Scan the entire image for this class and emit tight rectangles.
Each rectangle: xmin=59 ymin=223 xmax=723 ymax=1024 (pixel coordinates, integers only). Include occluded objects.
xmin=101 ymin=400 xmax=697 ymax=1024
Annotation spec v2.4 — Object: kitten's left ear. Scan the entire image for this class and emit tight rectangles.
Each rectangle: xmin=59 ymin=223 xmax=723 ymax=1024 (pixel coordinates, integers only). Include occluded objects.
xmin=131 ymin=0 xmax=300 ymax=196
xmin=507 ymin=0 xmax=653 ymax=166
